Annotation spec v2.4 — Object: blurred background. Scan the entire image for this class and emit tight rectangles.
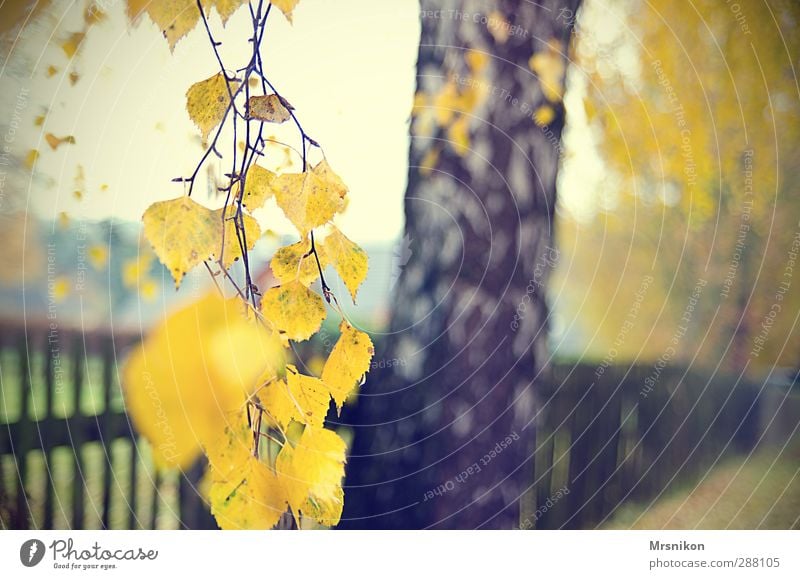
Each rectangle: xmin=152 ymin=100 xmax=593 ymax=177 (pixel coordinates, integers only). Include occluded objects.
xmin=1 ymin=0 xmax=798 ymax=529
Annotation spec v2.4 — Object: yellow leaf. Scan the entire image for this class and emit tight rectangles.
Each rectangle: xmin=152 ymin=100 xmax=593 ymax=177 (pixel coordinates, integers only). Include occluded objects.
xmin=122 ymin=252 xmax=153 ymax=287
xmin=45 ymin=133 xmax=76 ymax=151
xmin=529 ymin=41 xmax=565 ymax=103
xmin=276 ymin=427 xmax=346 ymax=521
xmin=419 ymin=146 xmax=440 ymax=176
xmin=88 ymin=244 xmax=108 ymax=270
xmin=186 ymin=73 xmax=238 ymax=140
xmin=271 ymin=0 xmax=299 ymax=22
xmin=142 ymin=196 xmax=219 ymax=288
xmin=53 ymin=277 xmax=70 ymax=302
xmin=61 ymin=32 xmax=85 ymax=58
xmin=533 ymin=104 xmax=556 ymax=127
xmin=210 ymin=0 xmax=248 ymax=24
xmin=204 ymin=407 xmax=252 ymax=482
xmin=142 ymin=0 xmax=200 ymax=51
xmin=209 ymin=456 xmax=287 ymax=529
xmin=242 ymin=164 xmax=277 ymax=210
xmin=321 ymin=321 xmax=374 ymax=410
xmin=260 ymin=280 xmax=326 ymax=341
xmin=272 ymin=160 xmax=347 ymax=236
xmin=45 ymin=66 xmax=58 ymax=78
xmin=247 ymin=94 xmax=292 ymax=123
xmin=270 ymin=238 xmax=322 ymax=286
xmin=140 ymin=278 xmax=158 ymax=301
xmin=303 ymin=486 xmax=343 ymax=527
xmin=213 ymin=204 xmax=261 ymax=270
xmin=465 ymin=49 xmax=488 ymax=73
xmin=24 ymin=149 xmax=39 ymax=169
xmin=123 ymin=292 xmax=284 ymax=469
xmin=258 ymin=364 xmax=330 ymax=430
xmin=321 ymin=226 xmax=368 ymax=302
xmin=447 ymin=114 xmax=470 ymax=156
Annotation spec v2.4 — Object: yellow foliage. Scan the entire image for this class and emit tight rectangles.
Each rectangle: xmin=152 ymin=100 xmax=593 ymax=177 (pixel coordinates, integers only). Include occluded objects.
xmin=276 ymin=427 xmax=346 ymax=524
xmin=242 ymin=164 xmax=277 ymax=210
xmin=209 ymin=456 xmax=287 ymax=530
xmin=186 ymin=72 xmax=238 ymax=140
xmin=259 ymin=364 xmax=330 ymax=429
xmin=320 ymin=226 xmax=368 ymax=302
xmin=528 ymin=40 xmax=565 ymax=103
xmin=272 ymin=160 xmax=347 ymax=236
xmin=122 ymin=291 xmax=284 ymax=469
xmin=87 ymin=244 xmax=108 ymax=270
xmin=260 ymin=280 xmax=327 ymax=341
xmin=270 ymin=237 xmax=322 ymax=286
xmin=321 ymin=321 xmax=374 ymax=410
xmin=271 ymin=0 xmax=300 ymax=22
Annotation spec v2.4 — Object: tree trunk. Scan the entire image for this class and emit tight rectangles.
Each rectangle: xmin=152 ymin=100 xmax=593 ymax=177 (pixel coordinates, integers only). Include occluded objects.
xmin=341 ymin=0 xmax=581 ymax=529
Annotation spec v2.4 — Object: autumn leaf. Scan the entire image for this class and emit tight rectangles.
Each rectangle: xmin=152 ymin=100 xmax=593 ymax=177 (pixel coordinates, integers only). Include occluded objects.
xmin=242 ymin=164 xmax=277 ymax=210
xmin=529 ymin=40 xmax=565 ymax=103
xmin=271 ymin=0 xmax=300 ymax=22
xmin=261 ymin=280 xmax=326 ymax=341
xmin=123 ymin=292 xmax=284 ymax=468
xmin=276 ymin=427 xmax=346 ymax=523
xmin=61 ymin=32 xmax=85 ymax=58
xmin=186 ymin=72 xmax=238 ymax=140
xmin=209 ymin=456 xmax=288 ymax=530
xmin=210 ymin=0 xmax=249 ymax=25
xmin=272 ymin=159 xmax=347 ymax=236
xmin=213 ymin=204 xmax=261 ymax=270
xmin=270 ymin=238 xmax=323 ymax=286
xmin=259 ymin=364 xmax=330 ymax=430
xmin=142 ymin=196 xmax=219 ymax=288
xmin=45 ymin=133 xmax=76 ymax=151
xmin=321 ymin=226 xmax=368 ymax=302
xmin=24 ymin=149 xmax=39 ymax=169
xmin=88 ymin=244 xmax=108 ymax=270
xmin=248 ymin=94 xmax=293 ymax=123
xmin=533 ymin=104 xmax=556 ymax=127
xmin=321 ymin=321 xmax=374 ymax=410
xmin=140 ymin=0 xmax=200 ymax=51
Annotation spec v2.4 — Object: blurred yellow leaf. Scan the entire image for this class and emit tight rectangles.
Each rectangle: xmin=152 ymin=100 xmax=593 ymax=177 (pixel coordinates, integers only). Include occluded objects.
xmin=529 ymin=40 xmax=565 ymax=103
xmin=321 ymin=226 xmax=368 ymax=302
xmin=123 ymin=291 xmax=284 ymax=469
xmin=214 ymin=204 xmax=261 ymax=270
xmin=61 ymin=32 xmax=85 ymax=58
xmin=140 ymin=278 xmax=158 ymax=301
xmin=88 ymin=244 xmax=108 ymax=270
xmin=24 ymin=149 xmax=39 ymax=169
xmin=321 ymin=321 xmax=374 ymax=410
xmin=260 ymin=280 xmax=326 ymax=341
xmin=186 ymin=72 xmax=238 ymax=140
xmin=447 ymin=114 xmax=470 ymax=156
xmin=533 ymin=104 xmax=555 ymax=127
xmin=247 ymin=94 xmax=292 ymax=123
xmin=53 ymin=277 xmax=70 ymax=302
xmin=45 ymin=66 xmax=58 ymax=78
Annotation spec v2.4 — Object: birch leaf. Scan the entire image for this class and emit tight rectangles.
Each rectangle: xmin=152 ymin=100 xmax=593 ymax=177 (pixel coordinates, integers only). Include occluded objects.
xmin=248 ymin=94 xmax=293 ymax=123
xmin=261 ymin=280 xmax=326 ymax=341
xmin=321 ymin=226 xmax=368 ymax=302
xmin=321 ymin=321 xmax=374 ymax=410
xmin=270 ymin=238 xmax=323 ymax=286
xmin=186 ymin=72 xmax=238 ymax=140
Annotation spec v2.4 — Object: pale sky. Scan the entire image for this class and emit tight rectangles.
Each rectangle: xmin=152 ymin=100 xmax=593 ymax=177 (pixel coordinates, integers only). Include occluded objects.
xmin=6 ymin=0 xmax=420 ymax=243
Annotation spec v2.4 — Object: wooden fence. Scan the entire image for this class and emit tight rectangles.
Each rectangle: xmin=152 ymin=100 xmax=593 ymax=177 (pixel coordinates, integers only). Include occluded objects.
xmin=528 ymin=363 xmax=762 ymax=529
xmin=0 ymin=320 xmax=215 ymax=530
xmin=1 ymin=321 xmax=766 ymax=530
